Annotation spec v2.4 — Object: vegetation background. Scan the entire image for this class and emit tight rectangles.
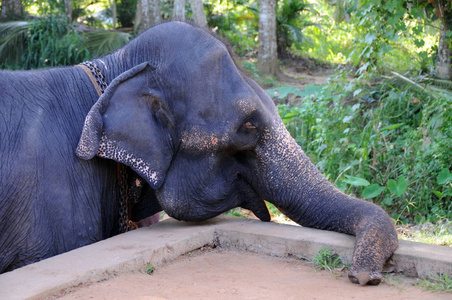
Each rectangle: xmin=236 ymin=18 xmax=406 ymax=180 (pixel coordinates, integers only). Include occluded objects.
xmin=0 ymin=0 xmax=451 ymax=244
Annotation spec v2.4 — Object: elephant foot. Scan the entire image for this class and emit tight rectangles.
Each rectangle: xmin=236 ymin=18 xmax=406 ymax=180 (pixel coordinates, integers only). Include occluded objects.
xmin=348 ymin=271 xmax=382 ymax=286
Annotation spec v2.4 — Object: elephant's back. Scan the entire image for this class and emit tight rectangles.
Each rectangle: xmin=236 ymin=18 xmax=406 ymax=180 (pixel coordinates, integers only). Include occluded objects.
xmin=0 ymin=67 xmax=112 ymax=273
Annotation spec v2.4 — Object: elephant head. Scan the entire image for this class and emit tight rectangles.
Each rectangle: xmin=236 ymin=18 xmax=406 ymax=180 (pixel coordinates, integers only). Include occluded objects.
xmin=76 ymin=22 xmax=398 ymax=285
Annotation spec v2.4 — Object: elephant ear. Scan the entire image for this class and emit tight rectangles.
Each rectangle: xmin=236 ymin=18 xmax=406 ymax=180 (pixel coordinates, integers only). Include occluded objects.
xmin=76 ymin=62 xmax=174 ymax=189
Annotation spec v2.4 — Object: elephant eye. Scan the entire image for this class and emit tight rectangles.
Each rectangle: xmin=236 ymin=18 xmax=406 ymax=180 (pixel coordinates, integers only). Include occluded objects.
xmin=244 ymin=120 xmax=257 ymax=130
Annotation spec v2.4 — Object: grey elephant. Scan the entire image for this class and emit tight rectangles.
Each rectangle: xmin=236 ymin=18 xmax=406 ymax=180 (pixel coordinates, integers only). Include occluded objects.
xmin=0 ymin=22 xmax=398 ymax=284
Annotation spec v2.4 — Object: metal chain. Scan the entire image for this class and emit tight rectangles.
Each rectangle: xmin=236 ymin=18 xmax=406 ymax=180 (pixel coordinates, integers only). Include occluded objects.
xmin=118 ymin=164 xmax=131 ymax=233
xmin=79 ymin=61 xmax=134 ymax=233
xmin=80 ymin=61 xmax=108 ymax=94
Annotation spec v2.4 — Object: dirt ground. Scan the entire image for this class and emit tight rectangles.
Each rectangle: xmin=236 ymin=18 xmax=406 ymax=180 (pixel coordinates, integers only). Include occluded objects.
xmin=282 ymin=67 xmax=335 ymax=89
xmin=53 ymin=248 xmax=449 ymax=300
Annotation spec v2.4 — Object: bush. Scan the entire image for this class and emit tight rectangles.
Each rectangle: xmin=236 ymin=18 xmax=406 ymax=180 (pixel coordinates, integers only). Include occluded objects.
xmin=0 ymin=15 xmax=89 ymax=70
xmin=272 ymin=74 xmax=452 ymax=224
xmin=23 ymin=15 xmax=89 ymax=69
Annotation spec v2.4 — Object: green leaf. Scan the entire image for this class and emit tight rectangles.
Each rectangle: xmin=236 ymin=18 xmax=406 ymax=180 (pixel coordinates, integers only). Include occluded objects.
xmin=411 ymin=7 xmax=424 ymax=19
xmin=437 ymin=169 xmax=452 ymax=184
xmin=343 ymin=175 xmax=370 ymax=187
xmin=357 ymin=61 xmax=370 ymax=73
xmin=414 ymin=39 xmax=425 ymax=48
xmin=382 ymin=197 xmax=394 ymax=206
xmin=387 ymin=15 xmax=400 ymax=26
xmin=380 ymin=123 xmax=404 ymax=131
xmin=283 ymin=110 xmax=299 ymax=119
xmin=362 ymin=184 xmax=385 ymax=199
xmin=342 ymin=115 xmax=353 ymax=123
xmin=281 ymin=110 xmax=299 ymax=124
xmin=412 ymin=25 xmax=423 ymax=35
xmin=364 ymin=32 xmax=377 ymax=44
xmin=387 ymin=177 xmax=407 ymax=197
xmin=433 ymin=191 xmax=444 ymax=198
xmin=353 ymin=88 xmax=362 ymax=97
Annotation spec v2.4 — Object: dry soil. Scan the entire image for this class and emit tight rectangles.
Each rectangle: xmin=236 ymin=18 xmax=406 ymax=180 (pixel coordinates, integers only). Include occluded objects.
xmin=52 ymin=249 xmax=450 ymax=300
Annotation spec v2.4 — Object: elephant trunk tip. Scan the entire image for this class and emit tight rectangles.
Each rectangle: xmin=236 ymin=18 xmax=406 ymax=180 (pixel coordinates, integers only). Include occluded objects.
xmin=348 ymin=271 xmax=382 ymax=286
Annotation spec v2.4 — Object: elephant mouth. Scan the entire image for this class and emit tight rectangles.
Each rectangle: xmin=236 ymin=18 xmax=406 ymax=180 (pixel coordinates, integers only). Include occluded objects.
xmin=163 ymin=201 xmax=234 ymax=222
xmin=157 ymin=174 xmax=248 ymax=222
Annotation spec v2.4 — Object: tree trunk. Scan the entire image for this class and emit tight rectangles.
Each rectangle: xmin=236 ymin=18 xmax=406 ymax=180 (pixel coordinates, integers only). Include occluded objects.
xmin=64 ymin=0 xmax=72 ymax=23
xmin=150 ymin=0 xmax=162 ymax=25
xmin=135 ymin=0 xmax=161 ymax=34
xmin=188 ymin=0 xmax=207 ymax=28
xmin=258 ymin=0 xmax=278 ymax=75
xmin=173 ymin=0 xmax=186 ymax=21
xmin=435 ymin=11 xmax=452 ymax=80
xmin=109 ymin=0 xmax=117 ymax=29
xmin=0 ymin=0 xmax=23 ymax=20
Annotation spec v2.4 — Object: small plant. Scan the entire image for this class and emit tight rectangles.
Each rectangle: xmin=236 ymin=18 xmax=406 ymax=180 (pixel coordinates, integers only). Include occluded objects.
xmin=242 ymin=59 xmax=276 ymax=87
xmin=145 ymin=264 xmax=155 ymax=275
xmin=417 ymin=273 xmax=452 ymax=293
xmin=224 ymin=207 xmax=246 ymax=218
xmin=312 ymin=247 xmax=345 ymax=273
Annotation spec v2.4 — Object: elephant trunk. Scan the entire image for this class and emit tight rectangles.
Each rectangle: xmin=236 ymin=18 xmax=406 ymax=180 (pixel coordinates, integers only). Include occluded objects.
xmin=254 ymin=122 xmax=398 ymax=285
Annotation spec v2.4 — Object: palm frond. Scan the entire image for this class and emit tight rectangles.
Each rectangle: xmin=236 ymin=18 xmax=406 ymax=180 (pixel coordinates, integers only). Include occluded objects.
xmin=0 ymin=21 xmax=29 ymax=36
xmin=281 ymin=23 xmax=304 ymax=43
xmin=0 ymin=21 xmax=30 ymax=68
xmin=426 ymin=77 xmax=452 ymax=90
xmin=426 ymin=85 xmax=452 ymax=98
xmin=387 ymin=71 xmax=452 ymax=99
xmin=84 ymin=30 xmax=131 ymax=57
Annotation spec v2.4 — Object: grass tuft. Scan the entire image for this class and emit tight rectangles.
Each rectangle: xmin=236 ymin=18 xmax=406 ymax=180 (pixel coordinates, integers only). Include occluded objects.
xmin=417 ymin=273 xmax=452 ymax=293
xmin=145 ymin=264 xmax=155 ymax=275
xmin=312 ymin=247 xmax=346 ymax=273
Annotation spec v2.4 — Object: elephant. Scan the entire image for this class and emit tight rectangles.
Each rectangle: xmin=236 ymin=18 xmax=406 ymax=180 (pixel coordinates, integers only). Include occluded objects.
xmin=0 ymin=21 xmax=398 ymax=285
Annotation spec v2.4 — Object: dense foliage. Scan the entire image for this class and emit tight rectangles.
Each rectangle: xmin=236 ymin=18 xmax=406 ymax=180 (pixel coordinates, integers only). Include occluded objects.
xmin=23 ymin=15 xmax=88 ymax=69
xmin=273 ymin=77 xmax=451 ymax=223
xmin=0 ymin=16 xmax=89 ymax=69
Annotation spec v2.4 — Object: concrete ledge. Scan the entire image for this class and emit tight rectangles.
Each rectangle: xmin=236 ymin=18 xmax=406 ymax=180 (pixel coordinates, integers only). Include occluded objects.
xmin=1 ymin=216 xmax=451 ymax=300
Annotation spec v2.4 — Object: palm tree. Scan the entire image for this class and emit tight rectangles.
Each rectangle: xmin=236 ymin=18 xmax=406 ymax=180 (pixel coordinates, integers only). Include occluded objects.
xmin=0 ymin=21 xmax=29 ymax=68
xmin=276 ymin=0 xmax=317 ymax=59
xmin=258 ymin=0 xmax=278 ymax=75
xmin=173 ymin=0 xmax=185 ymax=21
xmin=0 ymin=0 xmax=24 ymax=20
xmin=189 ymin=0 xmax=207 ymax=28
xmin=431 ymin=1 xmax=452 ymax=79
xmin=135 ymin=0 xmax=161 ymax=33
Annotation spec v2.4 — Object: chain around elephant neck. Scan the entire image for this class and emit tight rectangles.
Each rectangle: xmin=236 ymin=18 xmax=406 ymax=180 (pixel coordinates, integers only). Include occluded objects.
xmin=78 ymin=61 xmax=108 ymax=97
xmin=77 ymin=61 xmax=134 ymax=234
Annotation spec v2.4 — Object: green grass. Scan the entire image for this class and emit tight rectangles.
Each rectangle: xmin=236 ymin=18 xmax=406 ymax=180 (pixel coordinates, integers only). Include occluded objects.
xmin=417 ymin=273 xmax=452 ymax=293
xmin=312 ymin=247 xmax=346 ymax=273
xmin=398 ymin=221 xmax=452 ymax=246
xmin=145 ymin=264 xmax=155 ymax=275
xmin=400 ymin=232 xmax=452 ymax=246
